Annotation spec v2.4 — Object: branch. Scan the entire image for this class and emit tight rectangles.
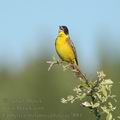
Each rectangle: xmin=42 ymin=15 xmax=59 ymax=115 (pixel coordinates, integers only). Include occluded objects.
xmin=47 ymin=57 xmax=116 ymax=120
xmin=47 ymin=57 xmax=90 ymax=87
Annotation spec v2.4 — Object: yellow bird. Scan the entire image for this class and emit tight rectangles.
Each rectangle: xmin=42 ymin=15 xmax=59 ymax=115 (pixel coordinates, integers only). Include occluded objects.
xmin=55 ymin=26 xmax=78 ymax=65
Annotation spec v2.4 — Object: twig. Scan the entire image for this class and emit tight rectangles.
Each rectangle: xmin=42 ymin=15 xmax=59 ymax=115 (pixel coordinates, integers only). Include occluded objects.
xmin=47 ymin=59 xmax=90 ymax=87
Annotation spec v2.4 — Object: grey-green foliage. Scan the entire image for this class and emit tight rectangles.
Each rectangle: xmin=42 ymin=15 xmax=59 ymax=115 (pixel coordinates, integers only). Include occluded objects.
xmin=61 ymin=71 xmax=116 ymax=120
xmin=47 ymin=57 xmax=119 ymax=120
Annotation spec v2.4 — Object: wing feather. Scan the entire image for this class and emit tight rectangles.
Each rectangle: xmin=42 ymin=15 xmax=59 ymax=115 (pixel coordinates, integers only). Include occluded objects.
xmin=67 ymin=37 xmax=78 ymax=65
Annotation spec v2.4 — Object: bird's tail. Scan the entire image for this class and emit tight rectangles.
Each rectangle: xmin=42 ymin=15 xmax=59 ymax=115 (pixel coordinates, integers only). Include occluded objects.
xmin=70 ymin=62 xmax=86 ymax=80
xmin=73 ymin=59 xmax=79 ymax=66
xmin=70 ymin=61 xmax=90 ymax=86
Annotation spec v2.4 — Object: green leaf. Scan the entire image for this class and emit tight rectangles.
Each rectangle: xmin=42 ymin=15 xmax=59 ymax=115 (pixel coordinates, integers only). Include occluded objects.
xmin=92 ymin=102 xmax=100 ymax=108
xmin=102 ymin=79 xmax=113 ymax=85
xmin=96 ymin=93 xmax=102 ymax=100
xmin=79 ymin=79 xmax=86 ymax=85
xmin=61 ymin=98 xmax=67 ymax=104
xmin=82 ymin=101 xmax=92 ymax=107
xmin=117 ymin=116 xmax=120 ymax=119
xmin=106 ymin=113 xmax=112 ymax=120
xmin=67 ymin=95 xmax=74 ymax=101
xmin=101 ymin=86 xmax=107 ymax=97
xmin=108 ymin=102 xmax=113 ymax=109
xmin=108 ymin=102 xmax=116 ymax=111
xmin=101 ymin=106 xmax=109 ymax=114
xmin=79 ymin=80 xmax=90 ymax=90
xmin=79 ymin=93 xmax=86 ymax=100
xmin=106 ymin=85 xmax=112 ymax=91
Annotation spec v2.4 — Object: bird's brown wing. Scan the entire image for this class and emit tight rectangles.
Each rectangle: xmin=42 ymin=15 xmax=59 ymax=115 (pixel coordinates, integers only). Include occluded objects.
xmin=67 ymin=37 xmax=78 ymax=65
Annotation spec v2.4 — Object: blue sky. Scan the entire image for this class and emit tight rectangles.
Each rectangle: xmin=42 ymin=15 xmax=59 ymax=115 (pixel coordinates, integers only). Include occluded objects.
xmin=0 ymin=0 xmax=120 ymax=70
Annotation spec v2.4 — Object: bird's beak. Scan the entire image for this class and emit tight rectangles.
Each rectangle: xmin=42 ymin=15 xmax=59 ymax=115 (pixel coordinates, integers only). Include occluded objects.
xmin=59 ymin=26 xmax=61 ymax=30
xmin=59 ymin=26 xmax=63 ymax=33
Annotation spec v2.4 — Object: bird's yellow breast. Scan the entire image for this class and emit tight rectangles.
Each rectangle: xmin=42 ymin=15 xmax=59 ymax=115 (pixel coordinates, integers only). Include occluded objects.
xmin=55 ymin=32 xmax=75 ymax=62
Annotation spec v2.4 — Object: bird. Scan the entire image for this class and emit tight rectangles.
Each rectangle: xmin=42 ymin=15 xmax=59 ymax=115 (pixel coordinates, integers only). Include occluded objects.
xmin=55 ymin=26 xmax=78 ymax=66
xmin=55 ymin=26 xmax=88 ymax=82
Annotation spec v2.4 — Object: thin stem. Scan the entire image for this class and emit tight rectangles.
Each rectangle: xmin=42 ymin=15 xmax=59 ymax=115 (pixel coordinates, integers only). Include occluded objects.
xmin=90 ymin=91 xmax=101 ymax=120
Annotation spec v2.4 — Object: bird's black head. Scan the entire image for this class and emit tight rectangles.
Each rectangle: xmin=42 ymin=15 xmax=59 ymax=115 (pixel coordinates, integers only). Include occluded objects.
xmin=59 ymin=26 xmax=69 ymax=35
